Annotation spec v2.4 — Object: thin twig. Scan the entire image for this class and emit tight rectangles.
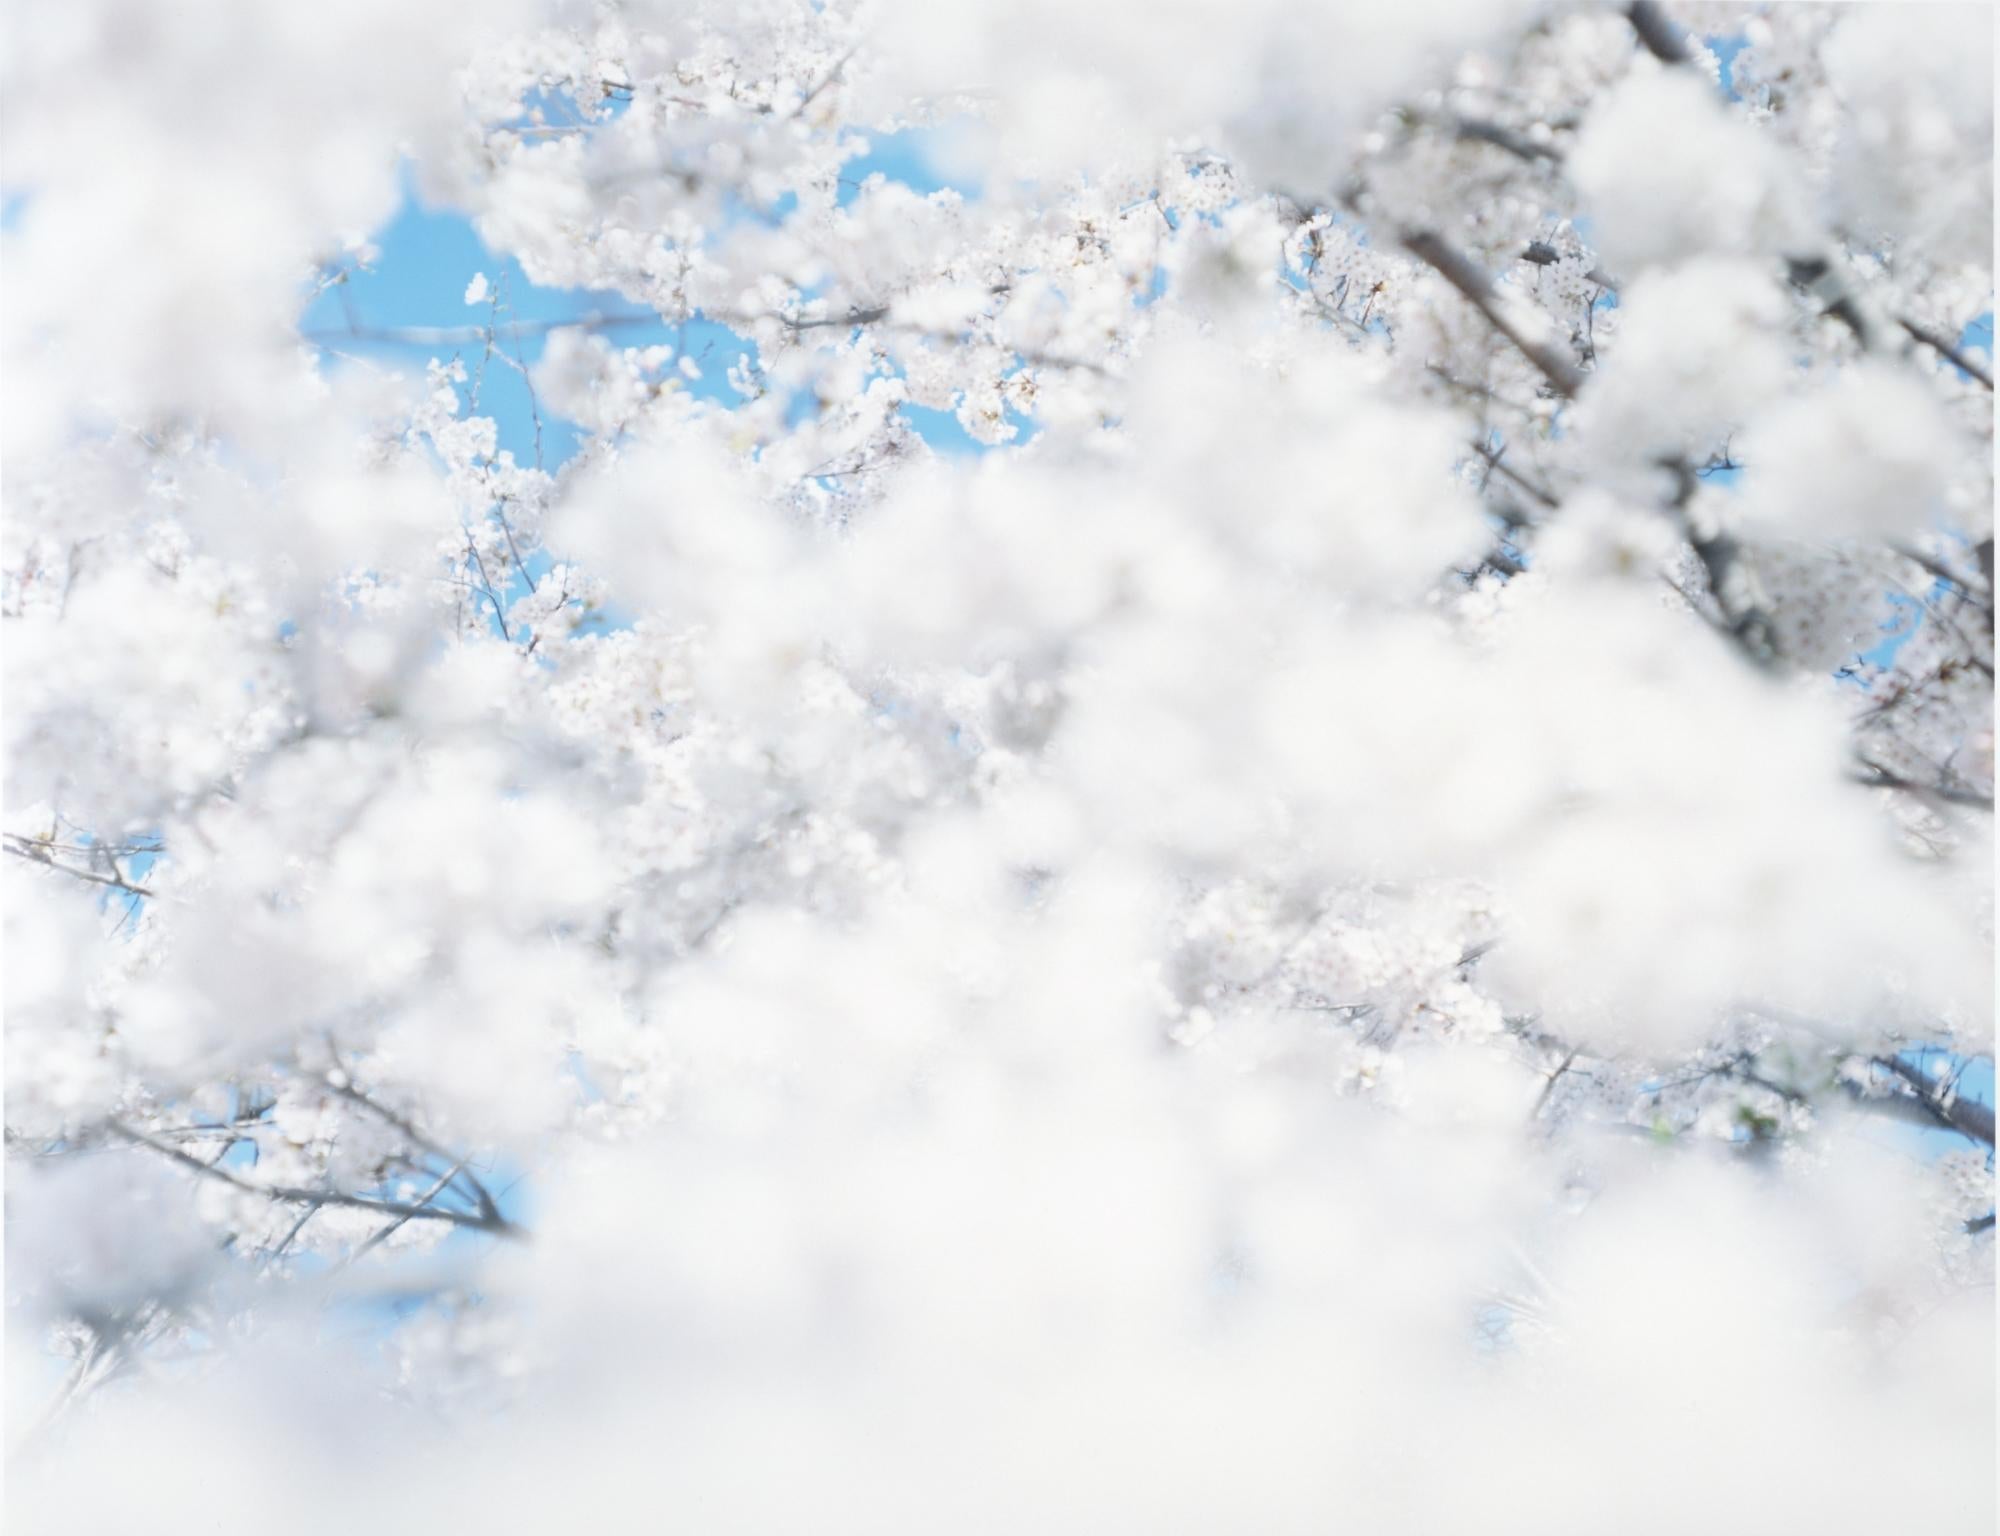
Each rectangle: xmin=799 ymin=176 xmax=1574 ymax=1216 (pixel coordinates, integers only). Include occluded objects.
xmin=789 ymin=44 xmax=859 ymax=120
xmin=337 ymin=1159 xmax=471 ymax=1272
xmin=324 ymin=1078 xmax=505 ymax=1226
xmin=1469 ymin=440 xmax=1560 ymax=509
xmin=5 ymin=838 xmax=155 ymax=899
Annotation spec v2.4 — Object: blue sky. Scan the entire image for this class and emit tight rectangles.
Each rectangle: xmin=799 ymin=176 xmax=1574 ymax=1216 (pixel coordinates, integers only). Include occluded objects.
xmin=298 ymin=130 xmax=991 ymax=475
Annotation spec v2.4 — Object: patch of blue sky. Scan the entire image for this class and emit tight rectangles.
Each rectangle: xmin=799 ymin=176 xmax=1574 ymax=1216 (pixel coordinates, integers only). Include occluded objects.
xmin=1472 ymin=1300 xmax=1520 ymax=1354
xmin=732 ymin=185 xmax=802 ymax=227
xmin=839 ymin=125 xmax=980 ymax=204
xmin=1854 ymin=589 xmax=1923 ymax=668
xmin=304 ymin=129 xmax=1007 ymax=494
xmin=789 ymin=387 xmax=1028 ymax=490
xmin=910 ymin=400 xmax=1003 ymax=454
xmin=300 ymin=182 xmax=751 ymax=480
xmin=564 ymin=1048 xmax=608 ymax=1107
xmin=216 ymin=1136 xmax=261 ymax=1174
xmin=1708 ymin=33 xmax=1751 ymax=102
xmin=121 ymin=838 xmax=161 ymax=889
xmin=306 ymin=1141 xmax=536 ymax=1354
xmin=515 ymin=82 xmax=624 ymax=126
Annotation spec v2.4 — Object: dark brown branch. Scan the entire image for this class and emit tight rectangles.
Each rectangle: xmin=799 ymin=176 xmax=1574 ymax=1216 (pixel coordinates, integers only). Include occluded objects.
xmin=339 ymin=1159 xmax=471 ymax=1270
xmin=1870 ymin=1055 xmax=1996 ymax=1146
xmin=1898 ymin=317 xmax=1995 ymax=390
xmin=1655 ymin=455 xmax=1781 ymax=669
xmin=1313 ymin=180 xmax=1560 ymax=393
xmin=1469 ymin=439 xmax=1561 ymax=509
xmin=1626 ymin=1 xmax=1693 ymax=65
xmin=1454 ymin=118 xmax=1560 ymax=165
xmin=1849 ymin=759 xmax=1993 ymax=810
xmin=1622 ymin=9 xmax=1986 ymax=398
xmin=1785 ymin=256 xmax=1875 ymax=349
xmin=1520 ymin=241 xmax=1619 ymax=292
xmin=1401 ymin=229 xmax=1587 ymax=398
xmin=106 ymin=1121 xmax=525 ymax=1239
xmin=783 ymin=305 xmax=891 ymax=332
xmin=1463 ymin=549 xmax=1526 ymax=580
xmin=1890 ymin=543 xmax=1993 ymax=608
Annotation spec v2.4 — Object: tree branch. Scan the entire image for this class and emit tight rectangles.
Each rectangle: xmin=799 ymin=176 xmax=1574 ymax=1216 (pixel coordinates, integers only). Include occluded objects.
xmin=5 ymin=836 xmax=155 ymax=899
xmin=1898 ymin=316 xmax=1995 ymax=391
xmin=1849 ymin=759 xmax=1993 ymax=811
xmin=323 ymin=1076 xmax=506 ymax=1228
xmin=1626 ymin=1 xmax=1693 ymax=66
xmin=1400 ymin=228 xmax=1588 ymax=398
xmin=1454 ymin=118 xmax=1560 ymax=165
xmin=106 ymin=1121 xmax=525 ymax=1239
xmin=1469 ymin=438 xmax=1561 ymax=508
xmin=1868 ymin=1055 xmax=1996 ymax=1146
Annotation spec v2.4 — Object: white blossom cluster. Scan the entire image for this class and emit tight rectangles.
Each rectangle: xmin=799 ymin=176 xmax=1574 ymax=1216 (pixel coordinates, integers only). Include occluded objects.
xmin=3 ymin=2 xmax=1993 ymax=1530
